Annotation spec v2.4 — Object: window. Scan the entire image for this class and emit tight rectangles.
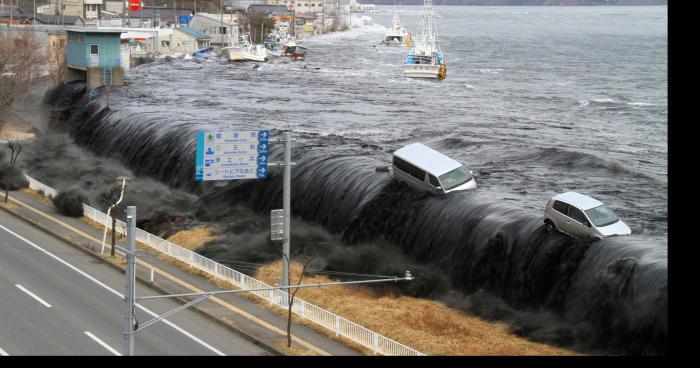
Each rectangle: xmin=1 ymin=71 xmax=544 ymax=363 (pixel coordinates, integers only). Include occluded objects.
xmin=69 ymin=32 xmax=83 ymax=42
xmin=552 ymin=200 xmax=569 ymax=215
xmin=428 ymin=174 xmax=441 ymax=188
xmin=162 ymin=41 xmax=170 ymax=47
xmin=90 ymin=44 xmax=99 ymax=55
xmin=568 ymin=207 xmax=589 ymax=225
xmin=438 ymin=167 xmax=473 ymax=190
xmin=393 ymin=156 xmax=425 ymax=182
xmin=585 ymin=205 xmax=620 ymax=227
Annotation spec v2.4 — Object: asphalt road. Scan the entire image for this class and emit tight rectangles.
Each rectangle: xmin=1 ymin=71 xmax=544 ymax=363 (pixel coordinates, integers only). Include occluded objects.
xmin=0 ymin=209 xmax=272 ymax=356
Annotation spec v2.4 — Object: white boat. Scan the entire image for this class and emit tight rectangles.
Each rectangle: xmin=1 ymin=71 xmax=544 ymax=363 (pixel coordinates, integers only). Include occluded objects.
xmin=403 ymin=0 xmax=446 ymax=80
xmin=221 ymin=31 xmax=268 ymax=62
xmin=384 ymin=13 xmax=410 ymax=45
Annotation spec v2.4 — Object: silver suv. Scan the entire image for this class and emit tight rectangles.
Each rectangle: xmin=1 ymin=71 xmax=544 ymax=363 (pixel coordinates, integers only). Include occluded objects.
xmin=544 ymin=191 xmax=631 ymax=240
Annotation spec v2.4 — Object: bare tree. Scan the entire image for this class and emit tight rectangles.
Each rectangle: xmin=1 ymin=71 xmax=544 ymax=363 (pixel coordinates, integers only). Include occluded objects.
xmin=4 ymin=140 xmax=22 ymax=203
xmin=275 ymin=242 xmax=314 ymax=349
xmin=0 ymin=31 xmax=45 ymax=116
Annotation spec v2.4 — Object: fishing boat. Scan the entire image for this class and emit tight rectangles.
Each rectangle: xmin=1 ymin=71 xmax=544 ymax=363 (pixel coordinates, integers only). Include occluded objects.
xmin=404 ymin=0 xmax=446 ymax=80
xmin=221 ymin=29 xmax=268 ymax=62
xmin=384 ymin=13 xmax=410 ymax=45
xmin=281 ymin=37 xmax=307 ymax=60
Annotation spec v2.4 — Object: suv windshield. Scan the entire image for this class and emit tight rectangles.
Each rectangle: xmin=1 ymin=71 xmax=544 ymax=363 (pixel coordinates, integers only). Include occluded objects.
xmin=439 ymin=167 xmax=473 ymax=190
xmin=584 ymin=205 xmax=620 ymax=227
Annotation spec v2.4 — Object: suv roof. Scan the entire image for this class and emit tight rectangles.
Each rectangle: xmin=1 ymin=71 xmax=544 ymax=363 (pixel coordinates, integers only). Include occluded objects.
xmin=393 ymin=143 xmax=463 ymax=176
xmin=552 ymin=191 xmax=604 ymax=210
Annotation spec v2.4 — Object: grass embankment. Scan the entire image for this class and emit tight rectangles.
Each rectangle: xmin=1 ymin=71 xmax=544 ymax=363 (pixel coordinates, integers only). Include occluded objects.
xmin=78 ymin=215 xmax=577 ymax=356
xmin=254 ymin=262 xmax=577 ymax=356
xmin=0 ymin=120 xmax=35 ymax=141
xmin=166 ymin=227 xmax=220 ymax=251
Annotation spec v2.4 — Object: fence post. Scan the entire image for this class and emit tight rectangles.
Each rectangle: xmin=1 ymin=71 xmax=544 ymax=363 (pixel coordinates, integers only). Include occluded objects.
xmin=335 ymin=316 xmax=340 ymax=337
xmin=373 ymin=334 xmax=379 ymax=355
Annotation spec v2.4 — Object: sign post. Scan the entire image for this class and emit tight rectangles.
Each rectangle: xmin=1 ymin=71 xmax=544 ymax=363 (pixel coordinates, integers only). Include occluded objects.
xmin=196 ymin=130 xmax=291 ymax=288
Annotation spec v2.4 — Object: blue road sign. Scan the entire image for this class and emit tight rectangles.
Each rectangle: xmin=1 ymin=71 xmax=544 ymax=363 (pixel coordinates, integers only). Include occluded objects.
xmin=195 ymin=130 xmax=270 ymax=181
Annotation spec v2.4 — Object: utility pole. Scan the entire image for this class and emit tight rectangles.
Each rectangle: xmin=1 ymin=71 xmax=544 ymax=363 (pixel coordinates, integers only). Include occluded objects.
xmin=124 ymin=206 xmax=136 ymax=356
xmin=220 ymin=0 xmax=223 ymax=47
xmin=282 ymin=131 xmax=291 ymax=288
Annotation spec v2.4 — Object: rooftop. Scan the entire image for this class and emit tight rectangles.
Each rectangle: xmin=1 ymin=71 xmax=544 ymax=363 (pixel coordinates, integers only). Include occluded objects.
xmin=175 ymin=26 xmax=211 ymax=40
xmin=393 ymin=143 xmax=464 ymax=176
xmin=552 ymin=192 xmax=604 ymax=210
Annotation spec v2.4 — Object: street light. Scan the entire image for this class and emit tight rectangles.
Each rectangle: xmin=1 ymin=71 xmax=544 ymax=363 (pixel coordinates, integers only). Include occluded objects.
xmin=101 ymin=176 xmax=130 ymax=256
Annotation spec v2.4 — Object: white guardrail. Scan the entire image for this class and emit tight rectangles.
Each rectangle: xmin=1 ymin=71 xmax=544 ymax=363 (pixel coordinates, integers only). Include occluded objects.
xmin=24 ymin=174 xmax=424 ymax=356
xmin=24 ymin=173 xmax=59 ymax=198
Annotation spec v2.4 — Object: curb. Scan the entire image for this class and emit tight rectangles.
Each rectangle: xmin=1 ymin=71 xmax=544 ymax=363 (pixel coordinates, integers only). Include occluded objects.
xmin=0 ymin=199 xmax=287 ymax=356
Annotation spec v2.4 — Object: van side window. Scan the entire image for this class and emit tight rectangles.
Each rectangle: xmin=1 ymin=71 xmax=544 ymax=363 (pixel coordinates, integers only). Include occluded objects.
xmin=393 ymin=156 xmax=426 ymax=182
xmin=552 ymin=200 xmax=569 ymax=214
xmin=428 ymin=174 xmax=441 ymax=188
xmin=568 ymin=207 xmax=589 ymax=225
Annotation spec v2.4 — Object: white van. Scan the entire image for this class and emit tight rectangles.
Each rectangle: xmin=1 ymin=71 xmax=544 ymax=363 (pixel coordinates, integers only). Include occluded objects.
xmin=392 ymin=143 xmax=477 ymax=195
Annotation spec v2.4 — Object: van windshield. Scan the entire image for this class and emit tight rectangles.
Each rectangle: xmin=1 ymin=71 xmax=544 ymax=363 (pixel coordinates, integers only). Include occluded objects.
xmin=439 ymin=167 xmax=473 ymax=190
xmin=584 ymin=205 xmax=620 ymax=227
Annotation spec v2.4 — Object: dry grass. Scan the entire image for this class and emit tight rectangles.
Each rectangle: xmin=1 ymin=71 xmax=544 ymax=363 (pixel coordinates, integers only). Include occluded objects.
xmin=20 ymin=188 xmax=55 ymax=207
xmin=166 ymin=227 xmax=220 ymax=251
xmin=255 ymin=261 xmax=579 ymax=356
xmin=0 ymin=120 xmax=35 ymax=140
xmin=76 ymin=216 xmax=576 ymax=356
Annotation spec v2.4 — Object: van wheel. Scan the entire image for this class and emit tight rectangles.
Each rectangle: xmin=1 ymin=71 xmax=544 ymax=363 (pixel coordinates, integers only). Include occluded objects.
xmin=544 ymin=220 xmax=554 ymax=233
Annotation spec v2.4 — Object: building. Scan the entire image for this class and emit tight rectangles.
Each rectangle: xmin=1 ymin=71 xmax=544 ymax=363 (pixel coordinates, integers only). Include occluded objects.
xmin=65 ymin=29 xmax=124 ymax=89
xmin=188 ymin=12 xmax=239 ymax=48
xmin=127 ymin=6 xmax=194 ymax=27
xmin=25 ymin=14 xmax=86 ymax=25
xmin=166 ymin=26 xmax=211 ymax=55
xmin=0 ymin=5 xmax=21 ymax=25
xmin=246 ymin=5 xmax=290 ymax=16
xmin=350 ymin=0 xmax=375 ymax=12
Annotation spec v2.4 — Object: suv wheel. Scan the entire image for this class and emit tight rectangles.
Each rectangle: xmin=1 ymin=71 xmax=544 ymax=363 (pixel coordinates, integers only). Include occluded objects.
xmin=544 ymin=220 xmax=554 ymax=233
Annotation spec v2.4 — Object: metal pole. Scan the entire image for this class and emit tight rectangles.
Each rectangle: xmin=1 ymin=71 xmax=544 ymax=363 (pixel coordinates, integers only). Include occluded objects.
xmin=124 ymin=206 xmax=136 ymax=356
xmin=34 ymin=0 xmax=36 ymax=24
xmin=282 ymin=131 xmax=291 ymax=288
xmin=111 ymin=216 xmax=116 ymax=256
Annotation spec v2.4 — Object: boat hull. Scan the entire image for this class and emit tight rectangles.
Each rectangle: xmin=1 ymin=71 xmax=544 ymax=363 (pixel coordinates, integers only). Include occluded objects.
xmin=403 ymin=64 xmax=441 ymax=79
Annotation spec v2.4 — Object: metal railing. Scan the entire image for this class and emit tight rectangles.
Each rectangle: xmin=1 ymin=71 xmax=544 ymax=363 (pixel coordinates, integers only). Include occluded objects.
xmin=22 ymin=174 xmax=423 ymax=356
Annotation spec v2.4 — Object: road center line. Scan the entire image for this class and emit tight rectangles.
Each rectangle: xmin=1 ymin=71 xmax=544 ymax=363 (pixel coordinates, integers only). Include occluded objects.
xmin=0 ymin=346 xmax=8 ymax=356
xmin=84 ymin=331 xmax=121 ymax=356
xmin=15 ymin=284 xmax=52 ymax=308
xmin=0 ymin=223 xmax=225 ymax=356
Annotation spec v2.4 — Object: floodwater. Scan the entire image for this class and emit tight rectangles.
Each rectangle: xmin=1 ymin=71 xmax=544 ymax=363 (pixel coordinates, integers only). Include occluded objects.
xmin=32 ymin=5 xmax=667 ymax=354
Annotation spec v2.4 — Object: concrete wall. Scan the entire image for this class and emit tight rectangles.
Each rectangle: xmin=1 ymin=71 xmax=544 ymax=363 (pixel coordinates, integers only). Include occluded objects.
xmin=65 ymin=67 xmax=86 ymax=83
xmin=85 ymin=66 xmax=124 ymax=89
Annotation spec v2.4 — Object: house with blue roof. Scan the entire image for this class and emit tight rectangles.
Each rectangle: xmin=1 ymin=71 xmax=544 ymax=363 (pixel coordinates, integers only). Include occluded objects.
xmin=166 ymin=26 xmax=212 ymax=56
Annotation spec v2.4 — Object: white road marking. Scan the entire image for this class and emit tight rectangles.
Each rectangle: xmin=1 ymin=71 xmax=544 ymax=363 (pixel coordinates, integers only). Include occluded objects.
xmin=0 ymin=223 xmax=225 ymax=356
xmin=0 ymin=346 xmax=8 ymax=356
xmin=84 ymin=331 xmax=121 ymax=356
xmin=15 ymin=284 xmax=52 ymax=308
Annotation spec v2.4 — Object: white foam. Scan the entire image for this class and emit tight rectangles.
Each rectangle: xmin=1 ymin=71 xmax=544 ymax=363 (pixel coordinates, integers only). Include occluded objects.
xmin=592 ymin=98 xmax=616 ymax=103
